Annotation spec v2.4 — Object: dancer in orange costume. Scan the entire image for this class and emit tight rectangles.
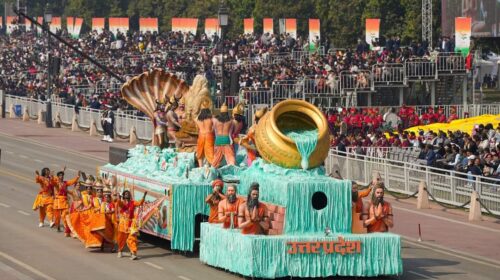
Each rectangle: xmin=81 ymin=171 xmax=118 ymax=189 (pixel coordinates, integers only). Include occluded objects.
xmin=205 ymin=179 xmax=226 ymax=223
xmin=196 ymin=100 xmax=215 ymax=166
xmin=33 ymin=167 xmax=57 ymax=228
xmin=53 ymin=169 xmax=80 ymax=233
xmin=116 ymin=190 xmax=147 ymax=260
xmin=96 ymin=186 xmax=116 ymax=252
xmin=212 ymin=103 xmax=236 ymax=168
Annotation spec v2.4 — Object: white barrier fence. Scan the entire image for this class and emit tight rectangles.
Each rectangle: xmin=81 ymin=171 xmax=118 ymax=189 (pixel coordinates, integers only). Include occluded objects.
xmin=325 ymin=150 xmax=500 ymax=215
xmin=3 ymin=95 xmax=153 ymax=141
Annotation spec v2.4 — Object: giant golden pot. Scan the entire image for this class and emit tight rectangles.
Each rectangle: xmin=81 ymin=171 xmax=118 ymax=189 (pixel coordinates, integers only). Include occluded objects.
xmin=254 ymin=99 xmax=330 ymax=169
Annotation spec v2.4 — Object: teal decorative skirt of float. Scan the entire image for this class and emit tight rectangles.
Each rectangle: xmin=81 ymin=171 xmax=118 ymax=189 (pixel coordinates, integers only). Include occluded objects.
xmin=199 ymin=159 xmax=403 ymax=278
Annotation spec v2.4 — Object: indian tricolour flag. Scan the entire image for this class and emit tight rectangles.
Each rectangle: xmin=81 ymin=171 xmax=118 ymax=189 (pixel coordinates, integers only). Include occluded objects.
xmin=308 ymin=19 xmax=320 ymax=52
xmin=109 ymin=17 xmax=129 ymax=37
xmin=285 ymin=18 xmax=297 ymax=39
xmin=67 ymin=17 xmax=84 ymax=38
xmin=244 ymin=18 xmax=253 ymax=35
xmin=204 ymin=18 xmax=219 ymax=37
xmin=365 ymin=18 xmax=380 ymax=49
xmin=172 ymin=18 xmax=198 ymax=34
xmin=50 ymin=17 xmax=61 ymax=33
xmin=6 ymin=16 xmax=17 ymax=34
xmin=140 ymin=18 xmax=158 ymax=33
xmin=455 ymin=17 xmax=471 ymax=57
xmin=92 ymin=18 xmax=105 ymax=34
xmin=263 ymin=18 xmax=273 ymax=34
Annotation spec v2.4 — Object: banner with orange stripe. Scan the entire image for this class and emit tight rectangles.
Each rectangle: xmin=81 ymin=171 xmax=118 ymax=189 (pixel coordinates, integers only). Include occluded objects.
xmin=285 ymin=18 xmax=297 ymax=38
xmin=92 ymin=18 xmax=105 ymax=34
xmin=455 ymin=17 xmax=471 ymax=57
xmin=140 ymin=17 xmax=158 ymax=33
xmin=365 ymin=18 xmax=380 ymax=49
xmin=36 ymin=17 xmax=43 ymax=35
xmin=6 ymin=16 xmax=17 ymax=34
xmin=172 ymin=18 xmax=198 ymax=34
xmin=49 ymin=17 xmax=61 ymax=33
xmin=308 ymin=19 xmax=320 ymax=52
xmin=109 ymin=17 xmax=129 ymax=36
xmin=263 ymin=18 xmax=273 ymax=34
xmin=204 ymin=18 xmax=219 ymax=37
xmin=244 ymin=18 xmax=253 ymax=35
xmin=0 ymin=17 xmax=2 ymax=30
xmin=67 ymin=17 xmax=84 ymax=38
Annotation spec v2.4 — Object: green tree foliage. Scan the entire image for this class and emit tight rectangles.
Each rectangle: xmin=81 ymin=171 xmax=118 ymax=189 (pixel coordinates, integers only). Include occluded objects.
xmin=2 ymin=0 xmax=441 ymax=48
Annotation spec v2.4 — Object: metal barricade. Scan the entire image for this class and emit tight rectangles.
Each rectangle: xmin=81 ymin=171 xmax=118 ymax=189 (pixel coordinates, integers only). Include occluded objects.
xmin=240 ymin=87 xmax=272 ymax=106
xmin=405 ymin=59 xmax=438 ymax=81
xmin=340 ymin=70 xmax=374 ymax=92
xmin=372 ymin=63 xmax=406 ymax=87
xmin=51 ymin=102 xmax=74 ymax=124
xmin=326 ymin=150 xmax=500 ymax=215
xmin=213 ymin=95 xmax=239 ymax=109
xmin=436 ymin=52 xmax=466 ymax=75
xmin=271 ymin=80 xmax=304 ymax=106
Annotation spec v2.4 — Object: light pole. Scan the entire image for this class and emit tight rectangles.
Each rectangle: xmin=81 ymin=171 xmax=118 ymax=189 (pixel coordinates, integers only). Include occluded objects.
xmin=218 ymin=1 xmax=229 ymax=99
xmin=44 ymin=4 xmax=53 ymax=127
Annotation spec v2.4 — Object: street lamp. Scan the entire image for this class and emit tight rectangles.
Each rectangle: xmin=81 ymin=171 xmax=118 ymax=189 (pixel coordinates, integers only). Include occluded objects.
xmin=44 ymin=4 xmax=53 ymax=127
xmin=218 ymin=1 xmax=229 ymax=99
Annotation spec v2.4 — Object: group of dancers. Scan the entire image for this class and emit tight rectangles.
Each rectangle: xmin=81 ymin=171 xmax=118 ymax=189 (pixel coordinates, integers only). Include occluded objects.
xmin=32 ymin=167 xmax=146 ymax=260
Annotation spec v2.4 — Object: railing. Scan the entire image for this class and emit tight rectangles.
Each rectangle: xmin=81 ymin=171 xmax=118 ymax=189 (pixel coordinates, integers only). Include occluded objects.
xmin=372 ymin=63 xmax=406 ymax=87
xmin=239 ymin=87 xmax=272 ymax=105
xmin=344 ymin=146 xmax=417 ymax=159
xmin=436 ymin=52 xmax=466 ymax=75
xmin=4 ymin=94 xmax=45 ymax=118
xmin=326 ymin=150 xmax=500 ymax=215
xmin=340 ymin=70 xmax=374 ymax=91
xmin=405 ymin=58 xmax=438 ymax=81
xmin=271 ymin=80 xmax=305 ymax=106
xmin=213 ymin=95 xmax=240 ymax=109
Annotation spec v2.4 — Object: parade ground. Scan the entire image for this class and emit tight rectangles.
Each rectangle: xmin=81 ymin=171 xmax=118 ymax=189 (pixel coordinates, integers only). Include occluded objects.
xmin=1 ymin=119 xmax=500 ymax=280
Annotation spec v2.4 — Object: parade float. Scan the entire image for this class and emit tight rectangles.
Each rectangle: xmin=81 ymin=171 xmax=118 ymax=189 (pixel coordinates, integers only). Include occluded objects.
xmin=99 ymin=69 xmax=403 ymax=278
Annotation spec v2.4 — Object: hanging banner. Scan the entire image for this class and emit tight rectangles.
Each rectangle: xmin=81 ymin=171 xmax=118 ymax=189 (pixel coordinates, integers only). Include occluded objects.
xmin=0 ymin=17 xmax=2 ymax=30
xmin=92 ymin=18 xmax=105 ymax=34
xmin=50 ymin=17 xmax=61 ymax=33
xmin=308 ymin=19 xmax=320 ymax=52
xmin=455 ymin=17 xmax=472 ymax=57
xmin=36 ymin=17 xmax=43 ymax=36
xmin=6 ymin=16 xmax=17 ymax=34
xmin=285 ymin=18 xmax=297 ymax=38
xmin=204 ymin=18 xmax=219 ymax=38
xmin=171 ymin=18 xmax=198 ymax=34
xmin=66 ymin=17 xmax=84 ymax=38
xmin=263 ymin=18 xmax=273 ymax=34
xmin=244 ymin=18 xmax=253 ymax=35
xmin=109 ymin=17 xmax=129 ymax=36
xmin=365 ymin=18 xmax=380 ymax=49
xmin=139 ymin=18 xmax=158 ymax=33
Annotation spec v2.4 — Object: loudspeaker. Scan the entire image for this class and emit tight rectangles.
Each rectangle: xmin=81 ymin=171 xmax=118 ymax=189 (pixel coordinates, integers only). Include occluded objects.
xmin=109 ymin=146 xmax=129 ymax=165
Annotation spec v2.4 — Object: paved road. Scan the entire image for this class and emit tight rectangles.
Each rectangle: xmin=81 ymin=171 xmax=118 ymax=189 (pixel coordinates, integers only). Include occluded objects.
xmin=1 ymin=132 xmax=500 ymax=279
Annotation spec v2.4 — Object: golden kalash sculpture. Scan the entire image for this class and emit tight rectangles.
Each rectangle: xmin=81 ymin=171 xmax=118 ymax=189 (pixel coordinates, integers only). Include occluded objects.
xmin=254 ymin=99 xmax=330 ymax=169
xmin=121 ymin=69 xmax=212 ymax=149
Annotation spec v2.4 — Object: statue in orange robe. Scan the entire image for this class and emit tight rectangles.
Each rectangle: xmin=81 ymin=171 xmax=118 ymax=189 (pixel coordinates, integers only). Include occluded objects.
xmin=196 ymin=104 xmax=215 ymax=167
xmin=53 ymin=170 xmax=80 ymax=233
xmin=116 ymin=190 xmax=146 ymax=260
xmin=33 ymin=168 xmax=57 ymax=228
xmin=238 ymin=183 xmax=269 ymax=235
xmin=218 ymin=184 xmax=244 ymax=229
xmin=211 ymin=103 xmax=236 ymax=168
xmin=205 ymin=179 xmax=225 ymax=223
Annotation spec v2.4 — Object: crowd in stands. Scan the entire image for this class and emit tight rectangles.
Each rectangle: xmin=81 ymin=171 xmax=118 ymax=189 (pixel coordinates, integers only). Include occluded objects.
xmin=1 ymin=24 xmax=461 ymax=114
xmin=332 ymin=120 xmax=500 ymax=182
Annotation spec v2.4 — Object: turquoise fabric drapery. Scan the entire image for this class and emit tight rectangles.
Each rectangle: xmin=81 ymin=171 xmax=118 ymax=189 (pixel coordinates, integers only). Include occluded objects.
xmin=238 ymin=159 xmax=352 ymax=234
xmin=200 ymin=223 xmax=403 ymax=278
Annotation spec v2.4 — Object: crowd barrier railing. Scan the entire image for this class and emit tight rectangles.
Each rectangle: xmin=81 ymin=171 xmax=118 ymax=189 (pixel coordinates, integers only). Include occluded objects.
xmin=326 ymin=149 xmax=500 ymax=215
xmin=271 ymin=80 xmax=305 ymax=106
xmin=436 ymin=52 xmax=466 ymax=75
xmin=340 ymin=70 xmax=374 ymax=92
xmin=372 ymin=63 xmax=406 ymax=87
xmin=239 ymin=87 xmax=272 ymax=105
xmin=405 ymin=59 xmax=438 ymax=81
